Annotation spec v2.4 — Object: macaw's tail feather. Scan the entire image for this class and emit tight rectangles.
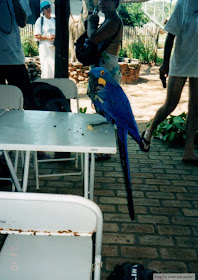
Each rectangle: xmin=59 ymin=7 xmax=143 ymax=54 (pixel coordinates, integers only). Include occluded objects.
xmin=128 ymin=126 xmax=142 ymax=146
xmin=117 ymin=130 xmax=135 ymax=221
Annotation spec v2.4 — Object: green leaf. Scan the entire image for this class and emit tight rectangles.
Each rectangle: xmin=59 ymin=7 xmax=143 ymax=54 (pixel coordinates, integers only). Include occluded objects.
xmin=173 ymin=116 xmax=185 ymax=124
xmin=168 ymin=131 xmax=175 ymax=142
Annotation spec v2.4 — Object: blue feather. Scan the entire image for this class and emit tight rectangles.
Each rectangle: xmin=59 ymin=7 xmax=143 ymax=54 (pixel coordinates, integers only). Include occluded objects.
xmin=88 ymin=67 xmax=142 ymax=221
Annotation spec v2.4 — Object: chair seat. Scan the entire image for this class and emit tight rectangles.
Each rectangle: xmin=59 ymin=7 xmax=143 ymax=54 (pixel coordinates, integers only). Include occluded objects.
xmin=0 ymin=235 xmax=93 ymax=280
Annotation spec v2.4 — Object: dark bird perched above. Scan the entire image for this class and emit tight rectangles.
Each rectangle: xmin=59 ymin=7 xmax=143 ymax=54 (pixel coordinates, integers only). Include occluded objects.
xmin=88 ymin=67 xmax=142 ymax=221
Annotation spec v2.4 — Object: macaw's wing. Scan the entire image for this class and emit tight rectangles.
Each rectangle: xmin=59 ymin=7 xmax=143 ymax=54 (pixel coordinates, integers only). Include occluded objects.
xmin=97 ymin=83 xmax=141 ymax=144
xmin=117 ymin=127 xmax=135 ymax=221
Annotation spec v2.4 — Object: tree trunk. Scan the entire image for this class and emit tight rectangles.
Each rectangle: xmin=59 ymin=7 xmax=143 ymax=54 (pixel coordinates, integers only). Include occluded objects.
xmin=55 ymin=0 xmax=70 ymax=78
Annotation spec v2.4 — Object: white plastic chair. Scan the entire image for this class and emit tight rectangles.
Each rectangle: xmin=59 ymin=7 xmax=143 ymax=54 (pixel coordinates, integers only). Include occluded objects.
xmin=0 ymin=85 xmax=24 ymax=190
xmin=34 ymin=78 xmax=83 ymax=189
xmin=0 ymin=191 xmax=103 ymax=280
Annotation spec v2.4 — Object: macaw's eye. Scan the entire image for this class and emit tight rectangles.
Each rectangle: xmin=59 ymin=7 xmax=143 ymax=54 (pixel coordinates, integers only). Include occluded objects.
xmin=100 ymin=70 xmax=105 ymax=76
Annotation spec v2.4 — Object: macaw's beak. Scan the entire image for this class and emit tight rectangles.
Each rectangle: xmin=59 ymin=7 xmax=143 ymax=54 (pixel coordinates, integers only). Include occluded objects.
xmin=98 ymin=77 xmax=106 ymax=86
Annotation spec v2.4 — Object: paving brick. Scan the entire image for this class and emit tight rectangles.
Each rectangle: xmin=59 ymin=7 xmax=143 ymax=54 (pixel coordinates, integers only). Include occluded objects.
xmin=165 ymin=169 xmax=190 ymax=174
xmin=138 ymin=215 xmax=170 ymax=224
xmin=47 ymin=181 xmax=74 ymax=188
xmin=157 ymin=225 xmax=191 ymax=236
xmin=172 ymin=181 xmax=198 ymax=187
xmin=121 ymin=246 xmax=158 ymax=258
xmin=155 ymin=174 xmax=181 ymax=180
xmin=160 ymin=248 xmax=197 ymax=260
xmin=94 ymin=189 xmax=115 ymax=196
xmin=188 ymin=187 xmax=198 ymax=193
xmin=132 ymin=172 xmax=155 ymax=179
xmin=99 ymin=197 xmax=127 ymax=205
xmin=146 ymin=192 xmax=175 ymax=200
xmin=99 ymin=204 xmax=116 ymax=213
xmin=182 ymin=208 xmax=198 ymax=216
xmin=191 ymin=227 xmax=198 ymax=236
xmin=177 ymin=193 xmax=198 ymax=201
xmin=104 ymin=172 xmax=124 ymax=178
xmin=148 ymin=261 xmax=187 ymax=273
xmin=103 ymin=223 xmax=119 ymax=233
xmin=117 ymin=190 xmax=144 ymax=198
xmin=104 ymin=213 xmax=132 ymax=222
xmin=149 ymin=207 xmax=181 ymax=216
xmin=100 ymin=183 xmax=125 ymax=190
xmin=133 ymin=184 xmax=159 ymax=191
xmin=171 ymin=217 xmax=198 ymax=226
xmin=175 ymin=237 xmax=198 ymax=247
xmin=145 ymin=179 xmax=171 ymax=185
xmin=138 ymin=235 xmax=174 ymax=246
xmin=181 ymin=175 xmax=198 ymax=181
xmin=95 ymin=176 xmax=116 ymax=183
xmin=160 ymin=186 xmax=187 ymax=193
xmin=134 ymin=198 xmax=160 ymax=206
xmin=119 ymin=205 xmax=147 ymax=214
xmin=120 ymin=223 xmax=154 ymax=234
xmin=162 ymin=200 xmax=192 ymax=208
xmin=103 ymin=233 xmax=135 ymax=244
xmin=102 ymin=245 xmax=118 ymax=257
xmin=140 ymin=168 xmax=164 ymax=174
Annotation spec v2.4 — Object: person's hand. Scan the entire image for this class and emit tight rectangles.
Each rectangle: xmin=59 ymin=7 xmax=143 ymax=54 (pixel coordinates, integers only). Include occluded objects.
xmin=159 ymin=63 xmax=169 ymax=88
xmin=47 ymin=35 xmax=55 ymax=40
xmin=88 ymin=14 xmax=99 ymax=25
xmin=159 ymin=63 xmax=169 ymax=77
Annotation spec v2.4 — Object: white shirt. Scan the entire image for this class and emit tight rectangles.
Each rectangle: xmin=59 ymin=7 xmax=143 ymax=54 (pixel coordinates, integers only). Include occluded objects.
xmin=0 ymin=0 xmax=32 ymax=65
xmin=164 ymin=0 xmax=198 ymax=77
xmin=34 ymin=16 xmax=55 ymax=46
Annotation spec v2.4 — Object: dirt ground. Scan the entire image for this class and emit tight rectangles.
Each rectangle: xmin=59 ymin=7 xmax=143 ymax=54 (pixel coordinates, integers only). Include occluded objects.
xmin=74 ymin=65 xmax=189 ymax=122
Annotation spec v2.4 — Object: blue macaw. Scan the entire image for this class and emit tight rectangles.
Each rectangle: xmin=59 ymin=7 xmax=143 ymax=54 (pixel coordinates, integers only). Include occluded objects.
xmin=88 ymin=67 xmax=142 ymax=221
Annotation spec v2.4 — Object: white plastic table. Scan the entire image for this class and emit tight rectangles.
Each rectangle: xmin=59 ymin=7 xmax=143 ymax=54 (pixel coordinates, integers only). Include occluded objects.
xmin=0 ymin=110 xmax=117 ymax=198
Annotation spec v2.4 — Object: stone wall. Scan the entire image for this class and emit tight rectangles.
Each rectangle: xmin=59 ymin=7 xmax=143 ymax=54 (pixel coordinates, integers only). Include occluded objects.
xmin=25 ymin=57 xmax=141 ymax=84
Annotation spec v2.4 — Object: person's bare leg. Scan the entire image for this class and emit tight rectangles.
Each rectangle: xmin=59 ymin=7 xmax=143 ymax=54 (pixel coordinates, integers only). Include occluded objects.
xmin=142 ymin=76 xmax=187 ymax=149
xmin=183 ymin=77 xmax=198 ymax=161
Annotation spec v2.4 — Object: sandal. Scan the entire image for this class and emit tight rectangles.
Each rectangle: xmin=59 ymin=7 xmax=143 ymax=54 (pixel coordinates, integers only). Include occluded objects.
xmin=95 ymin=154 xmax=111 ymax=161
xmin=140 ymin=131 xmax=151 ymax=152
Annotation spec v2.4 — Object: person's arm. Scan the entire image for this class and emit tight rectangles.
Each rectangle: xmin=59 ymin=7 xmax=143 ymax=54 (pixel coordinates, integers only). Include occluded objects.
xmin=160 ymin=32 xmax=175 ymax=76
xmin=12 ymin=0 xmax=27 ymax=28
xmin=87 ymin=14 xmax=99 ymax=42
xmin=34 ymin=34 xmax=55 ymax=41
xmin=87 ymin=15 xmax=120 ymax=44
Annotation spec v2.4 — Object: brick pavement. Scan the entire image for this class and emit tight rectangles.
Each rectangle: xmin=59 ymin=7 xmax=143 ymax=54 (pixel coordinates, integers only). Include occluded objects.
xmin=1 ymin=66 xmax=198 ymax=279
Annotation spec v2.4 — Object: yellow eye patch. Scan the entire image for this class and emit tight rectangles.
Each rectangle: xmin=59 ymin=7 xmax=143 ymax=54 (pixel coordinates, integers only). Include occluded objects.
xmin=100 ymin=70 xmax=105 ymax=76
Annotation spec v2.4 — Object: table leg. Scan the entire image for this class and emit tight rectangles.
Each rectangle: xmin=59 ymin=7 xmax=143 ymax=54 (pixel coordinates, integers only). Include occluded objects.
xmin=3 ymin=150 xmax=22 ymax=192
xmin=89 ymin=153 xmax=95 ymax=201
xmin=22 ymin=151 xmax=30 ymax=192
xmin=84 ymin=153 xmax=89 ymax=199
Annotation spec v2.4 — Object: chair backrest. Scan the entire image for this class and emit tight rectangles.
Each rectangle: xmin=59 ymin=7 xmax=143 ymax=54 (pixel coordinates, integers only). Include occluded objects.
xmin=0 ymin=85 xmax=23 ymax=109
xmin=0 ymin=192 xmax=103 ymax=280
xmin=35 ymin=78 xmax=79 ymax=111
xmin=0 ymin=192 xmax=102 ymax=238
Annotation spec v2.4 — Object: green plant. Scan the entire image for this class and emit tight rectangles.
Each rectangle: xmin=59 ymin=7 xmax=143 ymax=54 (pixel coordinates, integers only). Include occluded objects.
xmin=127 ymin=38 xmax=155 ymax=64
xmin=148 ymin=112 xmax=198 ymax=147
xmin=21 ymin=35 xmax=39 ymax=57
xmin=118 ymin=3 xmax=148 ymax=27
xmin=79 ymin=107 xmax=87 ymax=113
xmin=119 ymin=47 xmax=128 ymax=58
xmin=148 ymin=112 xmax=187 ymax=144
